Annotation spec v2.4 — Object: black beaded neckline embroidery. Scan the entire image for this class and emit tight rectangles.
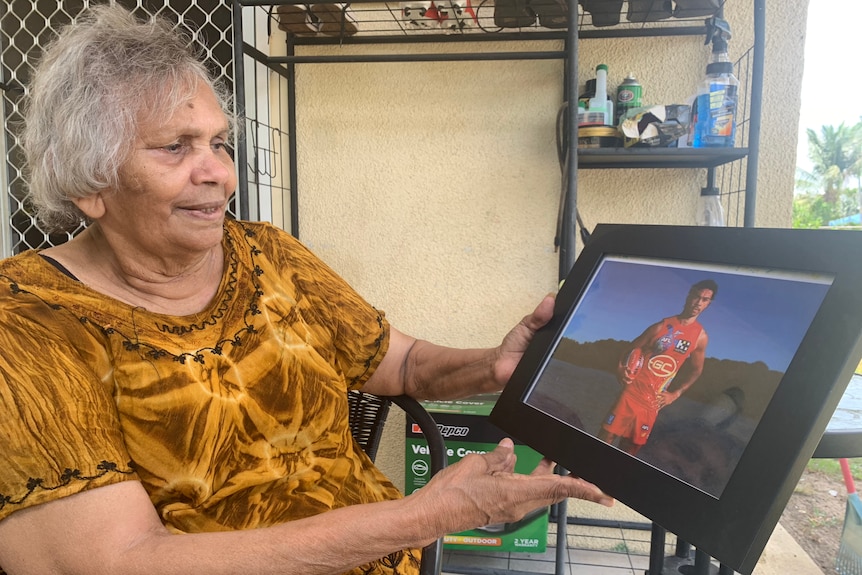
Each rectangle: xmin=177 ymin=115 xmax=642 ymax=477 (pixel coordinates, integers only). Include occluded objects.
xmin=2 ymin=221 xmax=264 ymax=366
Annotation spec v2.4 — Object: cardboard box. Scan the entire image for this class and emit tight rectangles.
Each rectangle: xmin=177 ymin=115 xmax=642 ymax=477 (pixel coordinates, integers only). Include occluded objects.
xmin=404 ymin=393 xmax=549 ymax=553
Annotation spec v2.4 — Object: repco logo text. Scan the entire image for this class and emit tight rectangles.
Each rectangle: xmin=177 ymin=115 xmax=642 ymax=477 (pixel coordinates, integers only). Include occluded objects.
xmin=437 ymin=424 xmax=469 ymax=438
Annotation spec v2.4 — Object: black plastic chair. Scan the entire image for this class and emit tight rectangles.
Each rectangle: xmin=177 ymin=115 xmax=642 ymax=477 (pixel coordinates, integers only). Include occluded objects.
xmin=347 ymin=390 xmax=448 ymax=575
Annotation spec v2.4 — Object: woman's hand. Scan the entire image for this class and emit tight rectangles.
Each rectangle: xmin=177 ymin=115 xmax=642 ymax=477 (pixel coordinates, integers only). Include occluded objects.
xmin=411 ymin=438 xmax=613 ymax=537
xmin=492 ymin=294 xmax=556 ymax=389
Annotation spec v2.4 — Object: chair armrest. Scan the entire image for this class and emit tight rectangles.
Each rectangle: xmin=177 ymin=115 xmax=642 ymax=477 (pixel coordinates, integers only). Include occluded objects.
xmin=384 ymin=395 xmax=447 ymax=575
xmin=347 ymin=391 xmax=447 ymax=575
xmin=390 ymin=394 xmax=448 ymax=476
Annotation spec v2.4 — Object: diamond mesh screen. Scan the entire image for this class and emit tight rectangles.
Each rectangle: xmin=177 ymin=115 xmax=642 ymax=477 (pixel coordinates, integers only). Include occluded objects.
xmin=1 ymin=0 xmax=245 ymax=256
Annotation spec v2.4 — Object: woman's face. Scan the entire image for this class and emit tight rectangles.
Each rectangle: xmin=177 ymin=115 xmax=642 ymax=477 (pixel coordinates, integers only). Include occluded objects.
xmin=96 ymin=84 xmax=236 ymax=261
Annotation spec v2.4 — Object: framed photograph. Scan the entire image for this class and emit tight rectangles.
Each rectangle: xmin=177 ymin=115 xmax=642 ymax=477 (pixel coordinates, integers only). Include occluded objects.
xmin=490 ymin=224 xmax=862 ymax=574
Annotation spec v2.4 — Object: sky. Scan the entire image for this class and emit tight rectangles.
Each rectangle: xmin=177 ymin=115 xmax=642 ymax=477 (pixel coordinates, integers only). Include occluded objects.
xmin=559 ymin=257 xmax=832 ymax=372
xmin=796 ymin=2 xmax=862 ymax=173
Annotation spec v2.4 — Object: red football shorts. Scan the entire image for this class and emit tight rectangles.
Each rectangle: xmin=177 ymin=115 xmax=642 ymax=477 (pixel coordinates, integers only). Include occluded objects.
xmin=601 ymin=392 xmax=657 ymax=446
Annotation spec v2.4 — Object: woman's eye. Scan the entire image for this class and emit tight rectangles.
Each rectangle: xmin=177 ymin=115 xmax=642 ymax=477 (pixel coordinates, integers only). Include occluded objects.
xmin=163 ymin=143 xmax=185 ymax=153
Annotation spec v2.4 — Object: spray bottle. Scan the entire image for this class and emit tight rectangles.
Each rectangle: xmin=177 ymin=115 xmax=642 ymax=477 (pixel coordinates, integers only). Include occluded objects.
xmin=691 ymin=18 xmax=738 ymax=148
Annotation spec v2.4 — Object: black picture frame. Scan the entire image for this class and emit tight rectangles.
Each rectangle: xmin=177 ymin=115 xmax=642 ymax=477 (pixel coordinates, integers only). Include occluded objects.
xmin=489 ymin=224 xmax=862 ymax=574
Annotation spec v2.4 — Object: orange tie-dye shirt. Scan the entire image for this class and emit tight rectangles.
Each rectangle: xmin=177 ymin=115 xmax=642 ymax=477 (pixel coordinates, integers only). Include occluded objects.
xmin=0 ymin=219 xmax=420 ymax=575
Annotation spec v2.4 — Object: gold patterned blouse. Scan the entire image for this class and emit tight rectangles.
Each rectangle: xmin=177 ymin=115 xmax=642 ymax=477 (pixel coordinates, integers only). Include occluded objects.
xmin=0 ymin=219 xmax=420 ymax=575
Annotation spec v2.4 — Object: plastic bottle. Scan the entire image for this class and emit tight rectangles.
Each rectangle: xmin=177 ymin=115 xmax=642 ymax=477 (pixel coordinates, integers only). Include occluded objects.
xmin=578 ymin=78 xmax=614 ymax=126
xmin=578 ymin=78 xmax=613 ymax=110
xmin=697 ymin=186 xmax=725 ymax=226
xmin=588 ymin=64 xmax=613 ymax=126
xmin=691 ymin=19 xmax=738 ymax=148
xmin=578 ymin=80 xmax=595 ymax=110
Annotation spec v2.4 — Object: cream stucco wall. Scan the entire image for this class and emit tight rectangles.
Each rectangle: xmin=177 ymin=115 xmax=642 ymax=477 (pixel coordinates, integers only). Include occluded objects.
xmin=270 ymin=0 xmax=810 ymax=485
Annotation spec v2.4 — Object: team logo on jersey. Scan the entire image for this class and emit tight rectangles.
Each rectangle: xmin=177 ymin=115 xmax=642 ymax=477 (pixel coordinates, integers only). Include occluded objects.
xmin=674 ymin=339 xmax=691 ymax=353
xmin=647 ymin=354 xmax=678 ymax=378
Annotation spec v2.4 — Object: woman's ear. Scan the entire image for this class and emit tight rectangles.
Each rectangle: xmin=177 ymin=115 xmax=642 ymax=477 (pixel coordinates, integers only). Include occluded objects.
xmin=71 ymin=193 xmax=106 ymax=220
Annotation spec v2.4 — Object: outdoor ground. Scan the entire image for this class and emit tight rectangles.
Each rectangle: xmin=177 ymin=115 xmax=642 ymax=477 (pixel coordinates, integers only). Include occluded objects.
xmin=779 ymin=466 xmax=850 ymax=574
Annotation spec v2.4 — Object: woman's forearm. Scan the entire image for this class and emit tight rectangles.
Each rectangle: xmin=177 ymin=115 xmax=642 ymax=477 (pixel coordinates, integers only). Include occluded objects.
xmin=368 ymin=295 xmax=556 ymax=400
xmin=400 ymin=340 xmax=500 ymax=400
xmin=0 ymin=481 xmax=441 ymax=575
xmin=132 ymin=497 xmax=439 ymax=575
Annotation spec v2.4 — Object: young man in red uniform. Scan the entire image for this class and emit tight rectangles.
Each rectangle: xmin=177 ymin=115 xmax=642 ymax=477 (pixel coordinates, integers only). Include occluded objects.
xmin=597 ymin=280 xmax=717 ymax=455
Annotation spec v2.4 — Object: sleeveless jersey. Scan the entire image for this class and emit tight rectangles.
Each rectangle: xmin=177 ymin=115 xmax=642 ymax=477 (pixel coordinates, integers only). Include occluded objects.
xmin=628 ymin=316 xmax=703 ymax=402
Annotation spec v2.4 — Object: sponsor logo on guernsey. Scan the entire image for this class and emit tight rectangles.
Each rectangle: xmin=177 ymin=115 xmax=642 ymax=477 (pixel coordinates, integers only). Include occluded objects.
xmin=648 ymin=354 xmax=678 ymax=378
xmin=674 ymin=339 xmax=691 ymax=353
xmin=638 ymin=423 xmax=651 ymax=439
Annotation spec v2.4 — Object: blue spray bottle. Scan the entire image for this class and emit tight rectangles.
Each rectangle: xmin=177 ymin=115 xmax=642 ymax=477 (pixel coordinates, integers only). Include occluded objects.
xmin=691 ymin=18 xmax=738 ymax=148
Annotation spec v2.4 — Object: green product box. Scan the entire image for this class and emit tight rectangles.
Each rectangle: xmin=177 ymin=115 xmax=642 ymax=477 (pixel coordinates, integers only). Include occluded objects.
xmin=404 ymin=393 xmax=548 ymax=553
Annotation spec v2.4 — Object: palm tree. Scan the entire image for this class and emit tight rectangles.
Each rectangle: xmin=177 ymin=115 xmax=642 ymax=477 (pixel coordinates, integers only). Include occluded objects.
xmin=796 ymin=122 xmax=862 ymax=205
xmin=850 ymin=120 xmax=862 ymax=218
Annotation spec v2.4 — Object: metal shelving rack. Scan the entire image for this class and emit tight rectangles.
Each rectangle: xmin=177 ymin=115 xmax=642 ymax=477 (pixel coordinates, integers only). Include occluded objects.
xmin=230 ymin=2 xmax=764 ymax=573
xmin=231 ymin=0 xmax=763 ymax=277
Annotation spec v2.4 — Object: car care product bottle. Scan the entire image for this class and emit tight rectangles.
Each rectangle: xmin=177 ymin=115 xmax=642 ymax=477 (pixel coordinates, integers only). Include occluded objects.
xmin=578 ymin=80 xmax=595 ymax=110
xmin=588 ymin=64 xmax=614 ymax=126
xmin=577 ymin=80 xmax=595 ymax=126
xmin=697 ymin=186 xmax=725 ymax=226
xmin=615 ymin=74 xmax=643 ymax=124
xmin=578 ymin=77 xmax=614 ymax=126
xmin=691 ymin=18 xmax=738 ymax=148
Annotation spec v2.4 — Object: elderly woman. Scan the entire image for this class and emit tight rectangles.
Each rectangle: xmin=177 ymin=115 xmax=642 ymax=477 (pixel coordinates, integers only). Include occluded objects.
xmin=0 ymin=6 xmax=610 ymax=575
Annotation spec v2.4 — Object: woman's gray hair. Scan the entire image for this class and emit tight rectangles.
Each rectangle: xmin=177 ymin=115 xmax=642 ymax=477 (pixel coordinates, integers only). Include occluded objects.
xmin=22 ymin=4 xmax=236 ymax=232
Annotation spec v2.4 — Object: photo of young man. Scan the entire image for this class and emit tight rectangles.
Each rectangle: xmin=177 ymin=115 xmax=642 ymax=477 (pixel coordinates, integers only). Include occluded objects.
xmin=597 ymin=280 xmax=717 ymax=455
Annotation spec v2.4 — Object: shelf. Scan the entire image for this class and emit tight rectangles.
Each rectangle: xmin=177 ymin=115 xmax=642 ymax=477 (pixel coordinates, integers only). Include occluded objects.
xmin=247 ymin=0 xmax=717 ymax=46
xmin=233 ymin=0 xmax=764 ymax=247
xmin=577 ymin=147 xmax=749 ymax=169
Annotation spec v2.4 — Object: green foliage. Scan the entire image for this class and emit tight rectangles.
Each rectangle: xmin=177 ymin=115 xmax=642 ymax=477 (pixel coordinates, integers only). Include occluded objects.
xmin=807 ymin=458 xmax=862 ymax=483
xmin=792 ymin=193 xmax=826 ymax=228
xmin=794 ymin=120 xmax=862 ymax=228
xmin=792 ymin=190 xmax=853 ymax=228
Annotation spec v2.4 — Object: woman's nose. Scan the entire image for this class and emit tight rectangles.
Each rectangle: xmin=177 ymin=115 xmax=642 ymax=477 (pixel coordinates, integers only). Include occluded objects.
xmin=192 ymin=146 xmax=234 ymax=185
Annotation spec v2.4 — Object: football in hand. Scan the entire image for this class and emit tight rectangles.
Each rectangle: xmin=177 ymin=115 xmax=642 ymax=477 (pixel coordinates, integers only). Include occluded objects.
xmin=623 ymin=348 xmax=644 ymax=380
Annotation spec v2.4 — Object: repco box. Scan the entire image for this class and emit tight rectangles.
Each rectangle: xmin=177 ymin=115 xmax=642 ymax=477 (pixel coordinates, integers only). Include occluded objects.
xmin=404 ymin=392 xmax=549 ymax=553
